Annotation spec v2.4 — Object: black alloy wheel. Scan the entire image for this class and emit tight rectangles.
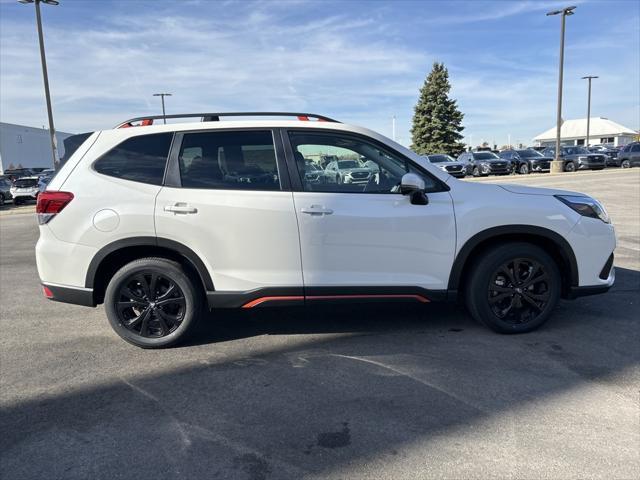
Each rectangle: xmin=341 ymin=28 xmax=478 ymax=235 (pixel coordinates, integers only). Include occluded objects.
xmin=487 ymin=258 xmax=550 ymax=325
xmin=465 ymin=242 xmax=560 ymax=334
xmin=105 ymin=257 xmax=201 ymax=348
xmin=116 ymin=273 xmax=186 ymax=338
xmin=564 ymin=161 xmax=576 ymax=172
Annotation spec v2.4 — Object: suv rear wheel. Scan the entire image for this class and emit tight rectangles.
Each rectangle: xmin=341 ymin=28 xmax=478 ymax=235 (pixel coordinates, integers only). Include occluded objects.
xmin=104 ymin=257 xmax=201 ymax=348
xmin=465 ymin=243 xmax=561 ymax=333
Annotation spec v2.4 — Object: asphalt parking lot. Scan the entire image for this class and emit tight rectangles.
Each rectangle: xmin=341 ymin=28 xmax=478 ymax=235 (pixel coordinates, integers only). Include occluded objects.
xmin=1 ymin=169 xmax=638 ymax=479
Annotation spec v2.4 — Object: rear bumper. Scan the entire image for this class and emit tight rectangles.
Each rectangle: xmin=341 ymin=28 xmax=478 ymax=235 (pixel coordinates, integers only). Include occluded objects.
xmin=42 ymin=283 xmax=95 ymax=307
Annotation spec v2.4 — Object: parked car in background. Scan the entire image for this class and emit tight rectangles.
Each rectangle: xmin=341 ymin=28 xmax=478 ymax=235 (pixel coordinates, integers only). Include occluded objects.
xmin=3 ymin=168 xmax=34 ymax=181
xmin=457 ymin=151 xmax=511 ymax=177
xmin=0 ymin=176 xmax=13 ymax=206
xmin=617 ymin=142 xmax=640 ymax=168
xmin=499 ymin=149 xmax=552 ymax=174
xmin=9 ymin=177 xmax=39 ymax=205
xmin=529 ymin=146 xmax=547 ymax=152
xmin=588 ymin=145 xmax=621 ymax=167
xmin=35 ymin=168 xmax=55 ymax=178
xmin=325 ymin=159 xmax=372 ymax=184
xmin=541 ymin=146 xmax=606 ymax=172
xmin=424 ymin=154 xmax=467 ymax=178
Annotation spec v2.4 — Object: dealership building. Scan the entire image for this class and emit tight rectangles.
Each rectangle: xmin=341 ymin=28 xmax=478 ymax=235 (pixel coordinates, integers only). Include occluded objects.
xmin=533 ymin=117 xmax=637 ymax=148
xmin=0 ymin=122 xmax=74 ymax=174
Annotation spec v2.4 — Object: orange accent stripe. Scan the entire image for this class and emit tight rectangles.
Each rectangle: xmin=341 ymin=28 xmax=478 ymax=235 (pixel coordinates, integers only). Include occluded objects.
xmin=241 ymin=293 xmax=430 ymax=308
xmin=242 ymin=296 xmax=304 ymax=308
xmin=306 ymin=294 xmax=430 ymax=303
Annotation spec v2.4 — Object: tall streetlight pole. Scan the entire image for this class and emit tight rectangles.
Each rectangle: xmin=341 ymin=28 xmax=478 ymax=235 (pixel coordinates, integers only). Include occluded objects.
xmin=153 ymin=93 xmax=172 ymax=124
xmin=19 ymin=0 xmax=60 ymax=169
xmin=547 ymin=5 xmax=576 ymax=173
xmin=582 ymin=75 xmax=598 ymax=147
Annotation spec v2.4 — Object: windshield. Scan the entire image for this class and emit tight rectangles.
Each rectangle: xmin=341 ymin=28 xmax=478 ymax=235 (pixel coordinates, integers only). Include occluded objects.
xmin=13 ymin=179 xmax=38 ymax=188
xmin=338 ymin=160 xmax=360 ymax=169
xmin=474 ymin=152 xmax=499 ymax=160
xmin=428 ymin=155 xmax=454 ymax=163
xmin=516 ymin=149 xmax=544 ymax=158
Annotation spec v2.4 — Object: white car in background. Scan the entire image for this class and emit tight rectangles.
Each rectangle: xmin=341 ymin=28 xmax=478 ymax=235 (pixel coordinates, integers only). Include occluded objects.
xmin=10 ymin=177 xmax=40 ymax=205
xmin=35 ymin=112 xmax=616 ymax=348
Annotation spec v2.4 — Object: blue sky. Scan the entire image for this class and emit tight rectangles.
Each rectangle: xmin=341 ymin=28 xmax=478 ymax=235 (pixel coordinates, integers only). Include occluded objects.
xmin=1 ymin=0 xmax=638 ymax=147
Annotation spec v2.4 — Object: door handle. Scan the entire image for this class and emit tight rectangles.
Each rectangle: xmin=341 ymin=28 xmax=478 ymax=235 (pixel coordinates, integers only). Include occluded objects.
xmin=164 ymin=203 xmax=198 ymax=214
xmin=301 ymin=205 xmax=333 ymax=216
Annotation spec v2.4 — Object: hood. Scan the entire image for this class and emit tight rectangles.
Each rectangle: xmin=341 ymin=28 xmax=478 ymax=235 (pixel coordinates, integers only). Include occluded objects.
xmin=342 ymin=167 xmax=371 ymax=173
xmin=498 ymin=184 xmax=582 ymax=196
xmin=435 ymin=161 xmax=466 ymax=167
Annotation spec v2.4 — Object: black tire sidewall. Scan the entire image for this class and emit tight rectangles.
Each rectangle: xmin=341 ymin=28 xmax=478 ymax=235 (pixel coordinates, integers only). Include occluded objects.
xmin=104 ymin=258 xmax=201 ymax=348
xmin=465 ymin=243 xmax=561 ymax=334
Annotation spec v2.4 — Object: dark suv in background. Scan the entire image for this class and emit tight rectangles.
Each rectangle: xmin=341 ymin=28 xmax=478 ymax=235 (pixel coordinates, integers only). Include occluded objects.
xmin=541 ymin=146 xmax=606 ymax=172
xmin=499 ymin=149 xmax=552 ymax=174
xmin=457 ymin=151 xmax=511 ymax=177
xmin=617 ymin=142 xmax=640 ymax=168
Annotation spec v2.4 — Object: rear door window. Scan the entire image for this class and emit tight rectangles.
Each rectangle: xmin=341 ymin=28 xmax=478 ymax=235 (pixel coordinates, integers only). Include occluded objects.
xmin=178 ymin=130 xmax=281 ymax=190
xmin=94 ymin=133 xmax=173 ymax=185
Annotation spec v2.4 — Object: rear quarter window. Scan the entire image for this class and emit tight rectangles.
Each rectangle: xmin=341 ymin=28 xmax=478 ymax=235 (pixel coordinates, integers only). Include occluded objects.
xmin=94 ymin=133 xmax=173 ymax=185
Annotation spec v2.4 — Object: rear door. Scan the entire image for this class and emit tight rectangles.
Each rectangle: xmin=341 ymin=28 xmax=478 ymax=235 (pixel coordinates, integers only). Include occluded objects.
xmin=155 ymin=129 xmax=303 ymax=294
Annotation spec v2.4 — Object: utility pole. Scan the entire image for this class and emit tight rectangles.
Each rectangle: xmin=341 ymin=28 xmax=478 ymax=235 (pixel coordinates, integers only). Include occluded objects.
xmin=19 ymin=0 xmax=60 ymax=168
xmin=582 ymin=75 xmax=598 ymax=147
xmin=547 ymin=6 xmax=576 ymax=173
xmin=153 ymin=93 xmax=172 ymax=124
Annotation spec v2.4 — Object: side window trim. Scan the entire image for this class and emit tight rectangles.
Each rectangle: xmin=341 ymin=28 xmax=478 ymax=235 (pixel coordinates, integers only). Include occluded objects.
xmin=282 ymin=128 xmax=449 ymax=193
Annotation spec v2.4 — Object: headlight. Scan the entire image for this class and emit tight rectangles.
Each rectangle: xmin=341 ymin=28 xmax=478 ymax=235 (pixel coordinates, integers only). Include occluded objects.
xmin=555 ymin=195 xmax=610 ymax=223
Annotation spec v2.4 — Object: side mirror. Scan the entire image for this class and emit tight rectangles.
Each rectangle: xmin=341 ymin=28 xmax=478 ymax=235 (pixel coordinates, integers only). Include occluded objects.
xmin=400 ymin=173 xmax=428 ymax=205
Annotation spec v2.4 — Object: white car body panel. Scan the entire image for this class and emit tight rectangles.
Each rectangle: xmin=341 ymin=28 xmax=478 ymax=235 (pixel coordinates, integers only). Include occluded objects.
xmin=155 ymin=188 xmax=303 ymax=291
xmin=293 ymin=191 xmax=455 ymax=289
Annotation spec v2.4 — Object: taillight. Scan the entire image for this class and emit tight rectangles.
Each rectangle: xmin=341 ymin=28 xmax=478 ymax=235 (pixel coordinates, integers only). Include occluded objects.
xmin=36 ymin=191 xmax=74 ymax=225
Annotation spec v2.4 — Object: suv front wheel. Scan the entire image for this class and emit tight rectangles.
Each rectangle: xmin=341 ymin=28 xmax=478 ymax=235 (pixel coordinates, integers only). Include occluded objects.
xmin=104 ymin=257 xmax=201 ymax=348
xmin=465 ymin=243 xmax=561 ymax=333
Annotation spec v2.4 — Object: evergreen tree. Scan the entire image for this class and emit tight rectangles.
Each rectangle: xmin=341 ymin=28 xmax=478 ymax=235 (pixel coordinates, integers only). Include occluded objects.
xmin=411 ymin=62 xmax=465 ymax=156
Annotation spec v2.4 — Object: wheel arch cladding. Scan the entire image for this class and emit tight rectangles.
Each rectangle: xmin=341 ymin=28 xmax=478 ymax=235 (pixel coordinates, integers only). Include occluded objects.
xmin=86 ymin=237 xmax=214 ymax=304
xmin=449 ymin=225 xmax=579 ymax=297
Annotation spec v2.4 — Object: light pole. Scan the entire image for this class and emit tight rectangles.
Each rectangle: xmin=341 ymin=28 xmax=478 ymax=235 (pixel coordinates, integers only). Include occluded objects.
xmin=582 ymin=75 xmax=598 ymax=147
xmin=153 ymin=93 xmax=172 ymax=124
xmin=19 ymin=0 xmax=60 ymax=169
xmin=547 ymin=5 xmax=576 ymax=173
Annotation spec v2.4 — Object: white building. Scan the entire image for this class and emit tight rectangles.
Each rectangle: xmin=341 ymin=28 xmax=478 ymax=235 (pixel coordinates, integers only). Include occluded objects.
xmin=0 ymin=122 xmax=74 ymax=174
xmin=533 ymin=117 xmax=637 ymax=148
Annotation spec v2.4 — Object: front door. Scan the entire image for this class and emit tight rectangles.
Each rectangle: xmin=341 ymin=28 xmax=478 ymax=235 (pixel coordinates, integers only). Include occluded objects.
xmin=286 ymin=129 xmax=456 ymax=294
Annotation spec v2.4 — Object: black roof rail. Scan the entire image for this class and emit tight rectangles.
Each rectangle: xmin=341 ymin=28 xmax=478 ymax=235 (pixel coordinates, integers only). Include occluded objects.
xmin=114 ymin=112 xmax=340 ymax=128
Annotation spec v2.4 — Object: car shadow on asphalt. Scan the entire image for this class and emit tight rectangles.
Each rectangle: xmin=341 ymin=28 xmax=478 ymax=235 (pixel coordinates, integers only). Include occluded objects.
xmin=2 ymin=268 xmax=638 ymax=479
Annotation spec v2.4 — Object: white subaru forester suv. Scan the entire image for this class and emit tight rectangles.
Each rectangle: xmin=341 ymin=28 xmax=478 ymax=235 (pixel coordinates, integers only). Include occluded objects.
xmin=36 ymin=113 xmax=616 ymax=348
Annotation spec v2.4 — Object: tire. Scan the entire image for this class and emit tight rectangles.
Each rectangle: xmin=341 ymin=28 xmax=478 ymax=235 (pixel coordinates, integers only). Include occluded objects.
xmin=564 ymin=161 xmax=576 ymax=172
xmin=518 ymin=163 xmax=529 ymax=175
xmin=472 ymin=166 xmax=480 ymax=177
xmin=621 ymin=159 xmax=630 ymax=168
xmin=464 ymin=242 xmax=561 ymax=334
xmin=335 ymin=174 xmax=341 ymax=184
xmin=13 ymin=198 xmax=23 ymax=205
xmin=0 ymin=194 xmax=4 ymax=206
xmin=104 ymin=257 xmax=202 ymax=348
